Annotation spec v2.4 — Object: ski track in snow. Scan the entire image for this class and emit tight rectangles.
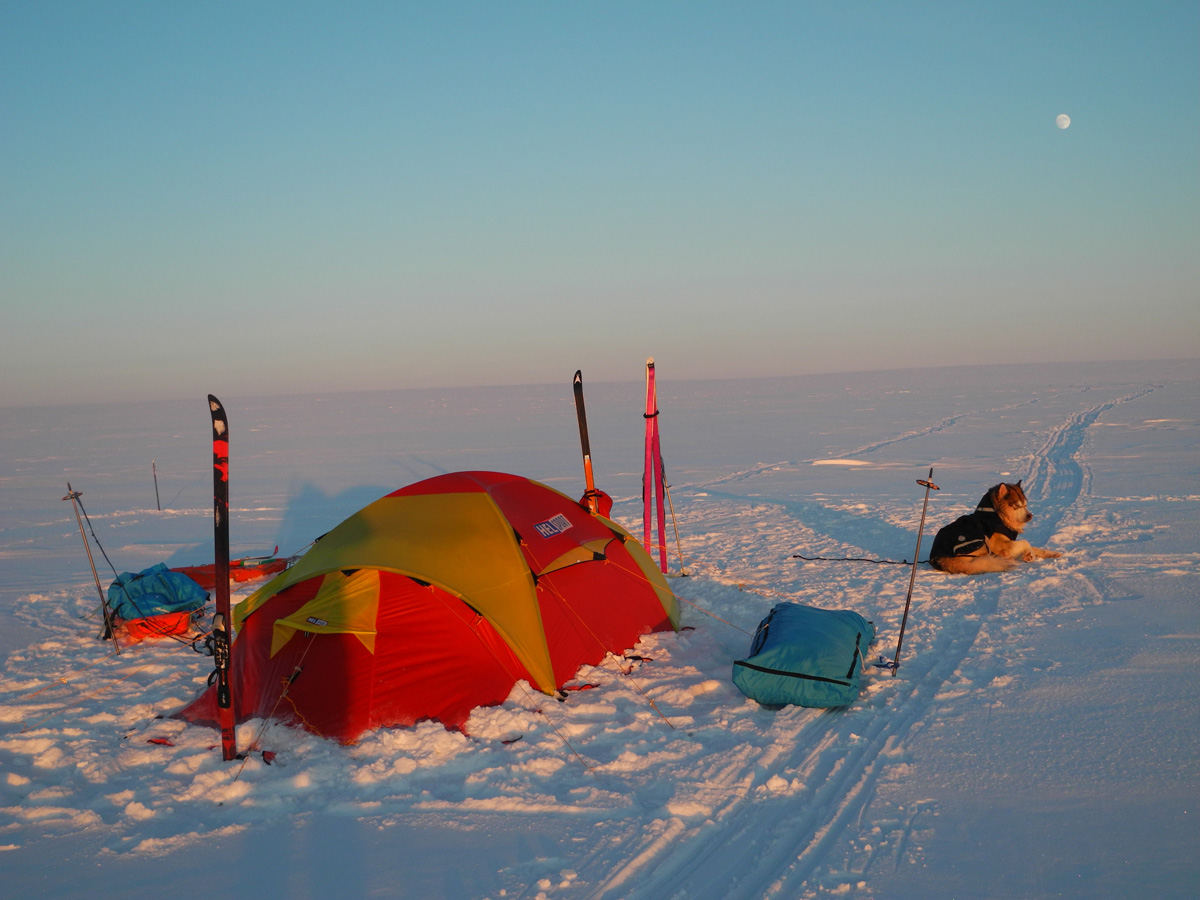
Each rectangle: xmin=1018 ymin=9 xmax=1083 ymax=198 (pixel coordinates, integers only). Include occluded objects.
xmin=552 ymin=383 xmax=1161 ymax=899
xmin=685 ymin=396 xmax=1050 ymax=491
xmin=838 ymin=397 xmax=1043 ymax=460
xmin=1021 ymin=387 xmax=1157 ymax=519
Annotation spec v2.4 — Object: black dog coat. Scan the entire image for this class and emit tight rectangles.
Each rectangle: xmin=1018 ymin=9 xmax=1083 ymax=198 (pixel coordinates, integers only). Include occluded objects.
xmin=929 ymin=491 xmax=1020 ymax=560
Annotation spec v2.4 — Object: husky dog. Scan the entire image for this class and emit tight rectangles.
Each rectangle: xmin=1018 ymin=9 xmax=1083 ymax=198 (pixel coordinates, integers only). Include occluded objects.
xmin=929 ymin=481 xmax=1062 ymax=574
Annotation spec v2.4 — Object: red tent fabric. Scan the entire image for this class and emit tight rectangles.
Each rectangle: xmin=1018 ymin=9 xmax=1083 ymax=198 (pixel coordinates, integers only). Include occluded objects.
xmin=179 ymin=471 xmax=679 ymax=743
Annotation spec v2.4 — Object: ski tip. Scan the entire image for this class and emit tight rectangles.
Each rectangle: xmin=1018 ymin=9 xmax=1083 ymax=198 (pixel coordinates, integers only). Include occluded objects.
xmin=646 ymin=357 xmax=654 ymax=366
xmin=573 ymin=370 xmax=582 ymax=383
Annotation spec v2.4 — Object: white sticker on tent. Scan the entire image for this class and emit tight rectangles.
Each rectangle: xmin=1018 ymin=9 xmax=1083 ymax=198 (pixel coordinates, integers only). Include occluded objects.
xmin=533 ymin=513 xmax=573 ymax=539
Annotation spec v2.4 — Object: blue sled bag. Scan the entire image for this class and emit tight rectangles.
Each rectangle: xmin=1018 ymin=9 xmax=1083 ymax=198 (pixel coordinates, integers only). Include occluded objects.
xmin=107 ymin=562 xmax=209 ymax=620
xmin=732 ymin=603 xmax=875 ymax=708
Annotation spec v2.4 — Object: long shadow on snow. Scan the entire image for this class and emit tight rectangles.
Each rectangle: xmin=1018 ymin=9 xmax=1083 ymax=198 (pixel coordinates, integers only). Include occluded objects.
xmin=700 ymin=489 xmax=925 ymax=562
xmin=272 ymin=482 xmax=396 ymax=556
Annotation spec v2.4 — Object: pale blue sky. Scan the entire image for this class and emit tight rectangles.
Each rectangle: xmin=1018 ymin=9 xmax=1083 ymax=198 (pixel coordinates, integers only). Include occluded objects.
xmin=2 ymin=1 xmax=1196 ymax=406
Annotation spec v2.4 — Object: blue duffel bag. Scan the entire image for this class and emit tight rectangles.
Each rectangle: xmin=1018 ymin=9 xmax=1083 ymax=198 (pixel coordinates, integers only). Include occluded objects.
xmin=732 ymin=602 xmax=875 ymax=708
xmin=107 ymin=562 xmax=209 ymax=621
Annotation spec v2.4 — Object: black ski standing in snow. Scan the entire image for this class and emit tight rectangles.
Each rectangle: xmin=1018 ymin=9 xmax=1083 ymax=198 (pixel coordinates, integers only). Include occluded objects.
xmin=573 ymin=370 xmax=602 ymax=513
xmin=208 ymin=395 xmax=239 ymax=760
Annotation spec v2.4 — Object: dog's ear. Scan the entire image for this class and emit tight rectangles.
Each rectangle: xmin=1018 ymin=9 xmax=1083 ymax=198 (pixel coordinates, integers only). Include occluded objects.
xmin=1016 ymin=479 xmax=1023 ymax=488
xmin=996 ymin=484 xmax=1009 ymax=500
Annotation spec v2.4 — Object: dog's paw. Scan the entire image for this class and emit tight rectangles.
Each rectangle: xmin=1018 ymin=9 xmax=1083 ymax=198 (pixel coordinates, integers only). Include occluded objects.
xmin=1024 ymin=549 xmax=1062 ymax=561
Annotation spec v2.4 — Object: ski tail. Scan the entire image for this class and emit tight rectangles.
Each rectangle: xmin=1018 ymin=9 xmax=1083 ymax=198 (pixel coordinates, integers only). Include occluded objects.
xmin=208 ymin=394 xmax=238 ymax=760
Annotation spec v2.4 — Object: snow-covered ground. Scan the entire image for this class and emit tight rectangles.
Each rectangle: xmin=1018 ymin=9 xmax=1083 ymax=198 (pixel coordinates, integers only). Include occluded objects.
xmin=1 ymin=359 xmax=1197 ymax=899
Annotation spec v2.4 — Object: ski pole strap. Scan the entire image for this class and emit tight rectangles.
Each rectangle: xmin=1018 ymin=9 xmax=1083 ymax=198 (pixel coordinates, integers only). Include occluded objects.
xmin=846 ymin=632 xmax=864 ymax=679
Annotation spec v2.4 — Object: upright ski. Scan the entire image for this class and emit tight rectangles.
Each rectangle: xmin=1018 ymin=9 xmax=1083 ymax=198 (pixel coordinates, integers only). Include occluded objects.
xmin=208 ymin=395 xmax=238 ymax=760
xmin=642 ymin=359 xmax=668 ymax=572
xmin=572 ymin=371 xmax=604 ymax=514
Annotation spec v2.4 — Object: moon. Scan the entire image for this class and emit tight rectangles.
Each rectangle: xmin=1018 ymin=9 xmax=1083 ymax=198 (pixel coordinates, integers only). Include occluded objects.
xmin=1056 ymin=113 xmax=1071 ymax=130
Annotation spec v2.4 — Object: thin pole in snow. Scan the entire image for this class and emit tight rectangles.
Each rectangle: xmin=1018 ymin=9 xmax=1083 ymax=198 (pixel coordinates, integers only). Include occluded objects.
xmin=642 ymin=359 xmax=667 ymax=572
xmin=62 ymin=484 xmax=120 ymax=653
xmin=892 ymin=468 xmax=939 ymax=677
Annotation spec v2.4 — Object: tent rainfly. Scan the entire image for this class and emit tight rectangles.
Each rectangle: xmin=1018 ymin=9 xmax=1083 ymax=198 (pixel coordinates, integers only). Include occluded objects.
xmin=179 ymin=471 xmax=679 ymax=743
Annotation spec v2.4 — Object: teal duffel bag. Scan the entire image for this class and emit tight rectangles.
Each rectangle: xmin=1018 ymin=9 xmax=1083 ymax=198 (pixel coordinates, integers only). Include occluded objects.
xmin=732 ymin=602 xmax=875 ymax=708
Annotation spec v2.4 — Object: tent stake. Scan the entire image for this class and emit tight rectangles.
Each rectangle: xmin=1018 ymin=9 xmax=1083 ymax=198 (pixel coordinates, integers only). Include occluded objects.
xmin=891 ymin=468 xmax=939 ymax=677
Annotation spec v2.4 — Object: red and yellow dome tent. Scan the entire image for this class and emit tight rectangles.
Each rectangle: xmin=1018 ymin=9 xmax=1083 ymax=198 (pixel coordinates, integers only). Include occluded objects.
xmin=179 ymin=471 xmax=679 ymax=744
